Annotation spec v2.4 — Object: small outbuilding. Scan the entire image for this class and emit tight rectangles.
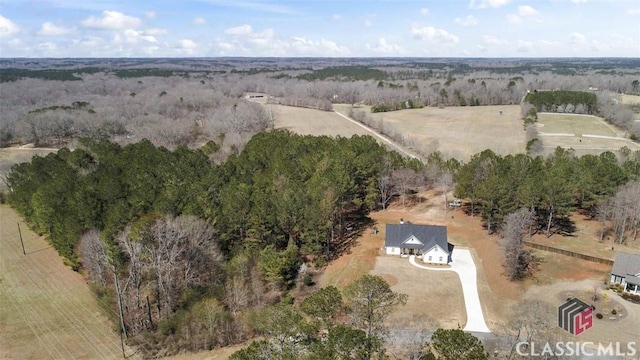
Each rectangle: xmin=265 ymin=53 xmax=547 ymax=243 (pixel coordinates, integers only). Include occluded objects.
xmin=384 ymin=220 xmax=451 ymax=264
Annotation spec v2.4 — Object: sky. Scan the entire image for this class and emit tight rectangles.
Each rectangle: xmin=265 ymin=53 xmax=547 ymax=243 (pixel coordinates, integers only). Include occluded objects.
xmin=0 ymin=0 xmax=639 ymax=58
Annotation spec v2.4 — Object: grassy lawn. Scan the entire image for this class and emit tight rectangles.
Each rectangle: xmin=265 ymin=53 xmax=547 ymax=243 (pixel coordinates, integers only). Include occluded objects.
xmin=620 ymin=94 xmax=640 ymax=105
xmin=537 ymin=113 xmax=619 ymax=137
xmin=0 ymin=205 xmax=133 ymax=359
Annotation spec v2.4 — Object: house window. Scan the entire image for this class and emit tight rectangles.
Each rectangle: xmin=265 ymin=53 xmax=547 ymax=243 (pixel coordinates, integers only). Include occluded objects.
xmin=428 ymin=256 xmax=432 ymax=261
xmin=439 ymin=257 xmax=443 ymax=262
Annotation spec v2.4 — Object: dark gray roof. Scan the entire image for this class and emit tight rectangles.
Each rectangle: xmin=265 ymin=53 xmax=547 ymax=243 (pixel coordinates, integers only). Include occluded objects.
xmin=385 ymin=223 xmax=449 ymax=254
xmin=611 ymin=252 xmax=640 ymax=277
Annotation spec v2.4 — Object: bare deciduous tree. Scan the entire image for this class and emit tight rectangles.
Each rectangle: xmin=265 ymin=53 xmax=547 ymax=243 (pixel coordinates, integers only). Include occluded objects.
xmin=501 ymin=208 xmax=540 ymax=281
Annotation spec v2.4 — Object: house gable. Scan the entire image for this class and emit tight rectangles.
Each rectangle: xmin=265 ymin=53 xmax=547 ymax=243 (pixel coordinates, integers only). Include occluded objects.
xmin=402 ymin=235 xmax=424 ymax=246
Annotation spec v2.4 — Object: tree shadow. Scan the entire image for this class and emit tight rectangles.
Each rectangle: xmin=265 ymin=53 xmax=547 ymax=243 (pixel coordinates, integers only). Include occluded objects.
xmin=327 ymin=211 xmax=375 ymax=262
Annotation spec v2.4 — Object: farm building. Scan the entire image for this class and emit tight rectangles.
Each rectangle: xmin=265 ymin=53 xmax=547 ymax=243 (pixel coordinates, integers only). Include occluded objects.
xmin=610 ymin=252 xmax=640 ymax=294
xmin=384 ymin=220 xmax=451 ymax=264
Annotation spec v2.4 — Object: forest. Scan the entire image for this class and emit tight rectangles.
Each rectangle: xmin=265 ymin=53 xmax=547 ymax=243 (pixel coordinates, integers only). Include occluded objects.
xmin=2 ymin=58 xmax=639 ymax=151
xmin=2 ymin=57 xmax=640 ymax=357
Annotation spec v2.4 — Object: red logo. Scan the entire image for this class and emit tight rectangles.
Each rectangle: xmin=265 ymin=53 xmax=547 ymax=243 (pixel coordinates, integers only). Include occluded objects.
xmin=558 ymin=298 xmax=593 ymax=335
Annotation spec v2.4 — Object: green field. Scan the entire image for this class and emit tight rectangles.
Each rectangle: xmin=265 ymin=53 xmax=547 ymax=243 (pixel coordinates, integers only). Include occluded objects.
xmin=536 ymin=113 xmax=640 ymax=156
xmin=537 ymin=113 xmax=620 ymax=137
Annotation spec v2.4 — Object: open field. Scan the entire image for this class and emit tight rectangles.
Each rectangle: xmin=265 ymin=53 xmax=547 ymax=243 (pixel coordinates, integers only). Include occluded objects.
xmin=335 ymin=104 xmax=527 ymax=160
xmin=273 ymin=105 xmax=372 ymax=138
xmin=620 ymin=94 xmax=640 ymax=105
xmin=372 ymin=256 xmax=466 ymax=331
xmin=537 ymin=113 xmax=621 ymax=137
xmin=0 ymin=205 xmax=134 ymax=359
xmin=537 ymin=112 xmax=640 ymax=156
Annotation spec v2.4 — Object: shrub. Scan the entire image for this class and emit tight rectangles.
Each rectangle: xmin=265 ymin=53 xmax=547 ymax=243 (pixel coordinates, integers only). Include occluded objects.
xmin=611 ymin=309 xmax=617 ymax=315
xmin=303 ymin=274 xmax=314 ymax=287
xmin=596 ymin=313 xmax=603 ymax=319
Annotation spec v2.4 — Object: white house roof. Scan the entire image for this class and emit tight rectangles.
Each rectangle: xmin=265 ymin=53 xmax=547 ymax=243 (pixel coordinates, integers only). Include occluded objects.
xmin=385 ymin=223 xmax=449 ymax=254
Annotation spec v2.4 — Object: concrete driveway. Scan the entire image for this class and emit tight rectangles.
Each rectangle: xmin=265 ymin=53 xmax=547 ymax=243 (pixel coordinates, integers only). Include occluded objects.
xmin=409 ymin=249 xmax=491 ymax=333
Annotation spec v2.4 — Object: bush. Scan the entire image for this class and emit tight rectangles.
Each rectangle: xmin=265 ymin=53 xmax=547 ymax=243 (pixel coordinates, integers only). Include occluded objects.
xmin=596 ymin=313 xmax=603 ymax=319
xmin=303 ymin=274 xmax=314 ymax=286
xmin=611 ymin=309 xmax=617 ymax=315
xmin=621 ymin=292 xmax=640 ymax=304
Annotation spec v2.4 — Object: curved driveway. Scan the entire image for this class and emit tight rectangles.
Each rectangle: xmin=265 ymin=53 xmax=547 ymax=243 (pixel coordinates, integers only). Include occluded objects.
xmin=409 ymin=249 xmax=491 ymax=333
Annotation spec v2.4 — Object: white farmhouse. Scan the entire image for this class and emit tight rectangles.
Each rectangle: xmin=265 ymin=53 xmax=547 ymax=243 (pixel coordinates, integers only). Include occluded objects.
xmin=384 ymin=221 xmax=451 ymax=264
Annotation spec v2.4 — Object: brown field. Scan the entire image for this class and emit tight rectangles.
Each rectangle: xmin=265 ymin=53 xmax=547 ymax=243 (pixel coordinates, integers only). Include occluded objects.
xmin=335 ymin=104 xmax=527 ymax=160
xmin=372 ymin=256 xmax=466 ymax=331
xmin=537 ymin=113 xmax=640 ymax=156
xmin=0 ymin=205 xmax=134 ymax=360
xmin=272 ymin=104 xmax=372 ymax=138
xmin=620 ymin=94 xmax=640 ymax=105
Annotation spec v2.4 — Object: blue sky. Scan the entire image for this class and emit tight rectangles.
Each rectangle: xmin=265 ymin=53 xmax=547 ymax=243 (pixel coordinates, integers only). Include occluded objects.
xmin=0 ymin=0 xmax=639 ymax=57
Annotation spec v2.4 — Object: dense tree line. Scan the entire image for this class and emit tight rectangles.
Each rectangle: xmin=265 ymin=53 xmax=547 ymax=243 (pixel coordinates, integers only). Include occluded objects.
xmin=524 ymin=90 xmax=598 ymax=114
xmin=454 ymin=148 xmax=640 ymax=236
xmin=5 ymin=131 xmax=419 ymax=356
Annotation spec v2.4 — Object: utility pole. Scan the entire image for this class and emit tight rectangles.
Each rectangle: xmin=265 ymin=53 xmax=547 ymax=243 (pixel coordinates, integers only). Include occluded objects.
xmin=17 ymin=223 xmax=25 ymax=255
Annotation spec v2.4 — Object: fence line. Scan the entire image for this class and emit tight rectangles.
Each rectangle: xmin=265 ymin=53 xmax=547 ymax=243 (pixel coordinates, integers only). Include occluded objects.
xmin=523 ymin=241 xmax=614 ymax=265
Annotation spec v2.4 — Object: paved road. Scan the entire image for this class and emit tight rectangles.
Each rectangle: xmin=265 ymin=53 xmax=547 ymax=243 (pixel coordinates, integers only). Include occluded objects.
xmin=409 ymin=249 xmax=491 ymax=333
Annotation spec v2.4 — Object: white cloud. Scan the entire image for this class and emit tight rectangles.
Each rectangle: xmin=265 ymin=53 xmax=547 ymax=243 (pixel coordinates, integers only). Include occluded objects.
xmin=290 ymin=37 xmax=350 ymax=56
xmin=420 ymin=8 xmax=430 ymax=16
xmin=411 ymin=25 xmax=459 ymax=44
xmin=0 ymin=14 xmax=20 ymax=37
xmin=364 ymin=13 xmax=377 ymax=28
xmin=193 ymin=17 xmax=206 ymax=25
xmin=38 ymin=42 xmax=57 ymax=52
xmin=37 ymin=22 xmax=74 ymax=36
xmin=483 ymin=35 xmax=507 ymax=45
xmin=82 ymin=11 xmax=142 ymax=30
xmin=74 ymin=35 xmax=104 ymax=48
xmin=628 ymin=9 xmax=640 ymax=15
xmin=516 ymin=40 xmax=533 ymax=52
xmin=455 ymin=15 xmax=478 ymax=27
xmin=507 ymin=14 xmax=522 ymax=24
xmin=570 ymin=32 xmax=586 ymax=44
xmin=176 ymin=39 xmax=198 ymax=55
xmin=145 ymin=11 xmax=156 ymax=19
xmin=225 ymin=24 xmax=252 ymax=35
xmin=469 ymin=0 xmax=510 ymax=9
xmin=518 ymin=5 xmax=538 ymax=16
xmin=332 ymin=14 xmax=341 ymax=21
xmin=571 ymin=0 xmax=587 ymax=4
xmin=114 ymin=29 xmax=157 ymax=45
xmin=366 ymin=37 xmax=404 ymax=54
xmin=144 ymin=28 xmax=167 ymax=36
xmin=179 ymin=39 xmax=197 ymax=49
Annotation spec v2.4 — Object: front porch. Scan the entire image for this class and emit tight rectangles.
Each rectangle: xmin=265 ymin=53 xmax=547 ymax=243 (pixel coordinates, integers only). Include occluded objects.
xmin=400 ymin=248 xmax=423 ymax=257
